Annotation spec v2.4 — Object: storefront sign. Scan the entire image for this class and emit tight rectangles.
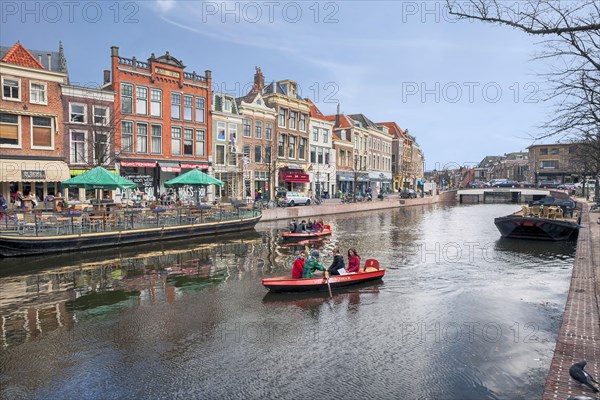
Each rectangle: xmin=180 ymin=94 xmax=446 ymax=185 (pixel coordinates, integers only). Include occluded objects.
xmin=21 ymin=170 xmax=45 ymax=180
xmin=125 ymin=174 xmax=153 ymax=190
xmin=281 ymin=171 xmax=309 ymax=183
xmin=120 ymin=161 xmax=157 ymax=168
xmin=155 ymin=67 xmax=180 ymax=78
xmin=180 ymin=163 xmax=209 ymax=170
xmin=160 ymin=166 xmax=181 ymax=172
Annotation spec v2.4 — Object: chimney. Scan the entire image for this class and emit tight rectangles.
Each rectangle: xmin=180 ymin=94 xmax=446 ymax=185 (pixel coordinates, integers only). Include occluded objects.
xmin=47 ymin=53 xmax=52 ymax=70
xmin=111 ymin=46 xmax=119 ymax=57
xmin=253 ymin=66 xmax=264 ymax=93
xmin=103 ymin=70 xmax=110 ymax=84
xmin=335 ymin=103 xmax=340 ymax=127
xmin=37 ymin=55 xmax=42 ymax=64
xmin=204 ymin=70 xmax=212 ymax=80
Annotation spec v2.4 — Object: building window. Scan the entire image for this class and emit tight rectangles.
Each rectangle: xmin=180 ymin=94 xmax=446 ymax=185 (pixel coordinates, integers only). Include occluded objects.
xmin=243 ymin=144 xmax=250 ymax=157
xmin=70 ymin=131 xmax=86 ymax=164
xmin=288 ymin=136 xmax=296 ymax=158
xmin=30 ymin=82 xmax=47 ymax=104
xmin=228 ymin=123 xmax=237 ymax=144
xmin=254 ymin=145 xmax=262 ymax=163
xmin=184 ymin=95 xmax=193 ymax=121
xmin=136 ymin=86 xmax=148 ymax=115
xmin=0 ymin=113 xmax=20 ymax=146
xmin=121 ymin=121 xmax=134 ymax=152
xmin=151 ymin=125 xmax=162 ymax=154
xmin=171 ymin=127 xmax=182 ymax=155
xmin=265 ymin=146 xmax=272 ymax=163
xmin=217 ymin=121 xmax=226 ymax=140
xmin=93 ymin=106 xmax=109 ymax=126
xmin=136 ymin=123 xmax=148 ymax=153
xmin=171 ymin=93 xmax=181 ymax=120
xmin=2 ymin=77 xmax=20 ymax=100
xmin=183 ymin=128 xmax=194 ymax=155
xmin=255 ymin=120 xmax=262 ymax=139
xmin=299 ymin=138 xmax=306 ymax=160
xmin=196 ymin=129 xmax=205 ymax=156
xmin=266 ymin=122 xmax=273 ymax=140
xmin=278 ymin=108 xmax=287 ymax=127
xmin=278 ymin=135 xmax=285 ymax=157
xmin=31 ymin=116 xmax=52 ymax=148
xmin=551 ymin=148 xmax=559 ymax=155
xmin=223 ymin=99 xmax=232 ymax=112
xmin=310 ymin=146 xmax=316 ymax=163
xmin=196 ymin=97 xmax=205 ymax=123
xmin=313 ymin=127 xmax=319 ymax=141
xmin=323 ymin=129 xmax=329 ymax=143
xmin=539 ymin=148 xmax=548 ymax=155
xmin=70 ymin=103 xmax=86 ymax=123
xmin=243 ymin=118 xmax=252 ymax=137
xmin=289 ymin=111 xmax=297 ymax=130
xmin=317 ymin=147 xmax=323 ymax=164
xmin=94 ymin=133 xmax=108 ymax=165
xmin=325 ymin=150 xmax=330 ymax=165
xmin=121 ymin=83 xmax=133 ymax=114
xmin=299 ymin=114 xmax=306 ymax=131
xmin=150 ymin=89 xmax=162 ymax=117
xmin=216 ymin=145 xmax=225 ymax=165
xmin=540 ymin=160 xmax=558 ymax=169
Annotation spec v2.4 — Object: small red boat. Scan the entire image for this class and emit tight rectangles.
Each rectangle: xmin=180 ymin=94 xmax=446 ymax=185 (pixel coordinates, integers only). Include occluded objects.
xmin=281 ymin=225 xmax=332 ymax=240
xmin=262 ymin=259 xmax=385 ymax=292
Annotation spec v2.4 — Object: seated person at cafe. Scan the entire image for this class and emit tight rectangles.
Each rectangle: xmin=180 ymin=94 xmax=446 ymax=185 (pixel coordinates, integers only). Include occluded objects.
xmin=327 ymin=248 xmax=345 ymax=275
xmin=302 ymin=249 xmax=326 ymax=278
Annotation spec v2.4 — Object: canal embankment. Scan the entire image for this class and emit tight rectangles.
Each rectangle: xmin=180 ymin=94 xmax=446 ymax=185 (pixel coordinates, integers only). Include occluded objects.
xmin=543 ymin=201 xmax=600 ymax=399
xmin=257 ymin=190 xmax=457 ymax=222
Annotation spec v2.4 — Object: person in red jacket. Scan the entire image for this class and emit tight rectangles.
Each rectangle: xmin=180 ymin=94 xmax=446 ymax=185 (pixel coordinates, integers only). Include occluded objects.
xmin=347 ymin=248 xmax=361 ymax=273
xmin=292 ymin=251 xmax=307 ymax=278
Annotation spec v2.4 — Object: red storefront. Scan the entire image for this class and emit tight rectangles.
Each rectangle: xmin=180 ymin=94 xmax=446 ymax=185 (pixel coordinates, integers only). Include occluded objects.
xmin=279 ymin=168 xmax=310 ymax=192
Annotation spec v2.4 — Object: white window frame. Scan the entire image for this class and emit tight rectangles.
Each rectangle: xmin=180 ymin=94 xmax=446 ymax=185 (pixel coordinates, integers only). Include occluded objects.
xmin=30 ymin=116 xmax=54 ymax=150
xmin=183 ymin=95 xmax=194 ymax=121
xmin=195 ymin=97 xmax=205 ymax=123
xmin=223 ymin=99 xmax=232 ymax=112
xmin=150 ymin=88 xmax=162 ymax=117
xmin=278 ymin=108 xmax=287 ymax=128
xmin=121 ymin=120 xmax=134 ymax=153
xmin=195 ymin=129 xmax=205 ymax=156
xmin=151 ymin=124 xmax=162 ymax=155
xmin=93 ymin=105 xmax=109 ymax=126
xmin=1 ymin=76 xmax=21 ymax=101
xmin=29 ymin=81 xmax=47 ymax=105
xmin=171 ymin=126 xmax=182 ymax=156
xmin=217 ymin=121 xmax=226 ymax=141
xmin=121 ymin=83 xmax=133 ymax=114
xmin=0 ymin=113 xmax=21 ymax=148
xmin=93 ymin=131 xmax=109 ymax=165
xmin=69 ymin=103 xmax=87 ymax=124
xmin=136 ymin=86 xmax=148 ymax=116
xmin=136 ymin=122 xmax=148 ymax=154
xmin=69 ymin=130 xmax=88 ymax=164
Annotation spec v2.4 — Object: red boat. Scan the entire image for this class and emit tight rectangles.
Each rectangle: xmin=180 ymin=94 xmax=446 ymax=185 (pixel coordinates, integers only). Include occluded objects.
xmin=262 ymin=259 xmax=385 ymax=292
xmin=281 ymin=225 xmax=332 ymax=240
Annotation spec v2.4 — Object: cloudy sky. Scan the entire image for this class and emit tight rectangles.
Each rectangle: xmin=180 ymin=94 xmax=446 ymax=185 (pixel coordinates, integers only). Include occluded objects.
xmin=2 ymin=0 xmax=552 ymax=169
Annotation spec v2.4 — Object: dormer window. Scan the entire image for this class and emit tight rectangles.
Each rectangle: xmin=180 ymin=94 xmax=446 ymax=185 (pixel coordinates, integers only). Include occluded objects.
xmin=257 ymin=99 xmax=262 ymax=105
xmin=224 ymin=99 xmax=232 ymax=112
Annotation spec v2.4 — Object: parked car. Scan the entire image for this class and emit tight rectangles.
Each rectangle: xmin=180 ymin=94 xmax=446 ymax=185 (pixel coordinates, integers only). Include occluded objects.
xmin=275 ymin=186 xmax=288 ymax=199
xmin=492 ymin=180 xmax=519 ymax=188
xmin=518 ymin=181 xmax=535 ymax=188
xmin=557 ymin=183 xmax=576 ymax=190
xmin=278 ymin=191 xmax=311 ymax=206
xmin=400 ymin=189 xmax=417 ymax=199
xmin=538 ymin=180 xmax=561 ymax=188
xmin=467 ymin=181 xmax=486 ymax=188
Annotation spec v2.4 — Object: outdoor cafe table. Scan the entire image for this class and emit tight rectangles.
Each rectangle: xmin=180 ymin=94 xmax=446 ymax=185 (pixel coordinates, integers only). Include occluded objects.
xmin=62 ymin=211 xmax=82 ymax=233
xmin=123 ymin=209 xmax=142 ymax=229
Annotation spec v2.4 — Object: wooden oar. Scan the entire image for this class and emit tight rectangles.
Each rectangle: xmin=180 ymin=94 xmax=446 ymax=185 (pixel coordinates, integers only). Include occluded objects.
xmin=324 ymin=270 xmax=333 ymax=298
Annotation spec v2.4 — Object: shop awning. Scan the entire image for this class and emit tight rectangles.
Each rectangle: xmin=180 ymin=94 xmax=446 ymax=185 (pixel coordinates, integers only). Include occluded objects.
xmin=159 ymin=162 xmax=181 ymax=173
xmin=180 ymin=163 xmax=209 ymax=170
xmin=120 ymin=161 xmax=157 ymax=168
xmin=336 ymin=171 xmax=369 ymax=182
xmin=0 ymin=159 xmax=70 ymax=182
xmin=368 ymin=172 xmax=393 ymax=182
xmin=280 ymin=170 xmax=309 ymax=183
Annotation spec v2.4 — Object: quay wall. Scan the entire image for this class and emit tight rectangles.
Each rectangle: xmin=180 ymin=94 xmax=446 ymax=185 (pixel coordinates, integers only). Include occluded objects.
xmin=258 ymin=190 xmax=457 ymax=222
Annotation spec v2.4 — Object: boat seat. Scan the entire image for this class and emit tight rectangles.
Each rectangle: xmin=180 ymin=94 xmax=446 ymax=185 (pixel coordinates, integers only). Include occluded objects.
xmin=530 ymin=205 xmax=542 ymax=218
xmin=363 ymin=259 xmax=380 ymax=272
xmin=323 ymin=224 xmax=331 ymax=230
xmin=521 ymin=205 xmax=531 ymax=217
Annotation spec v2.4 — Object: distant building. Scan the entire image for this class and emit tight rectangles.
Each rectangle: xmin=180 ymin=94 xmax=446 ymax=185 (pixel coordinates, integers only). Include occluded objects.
xmin=527 ymin=143 xmax=581 ymax=185
xmin=306 ymin=98 xmax=335 ymax=197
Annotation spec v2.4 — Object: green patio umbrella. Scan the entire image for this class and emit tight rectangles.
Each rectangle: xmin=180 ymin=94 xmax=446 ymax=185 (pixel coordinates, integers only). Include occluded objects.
xmin=164 ymin=169 xmax=223 ymax=204
xmin=164 ymin=169 xmax=224 ymax=187
xmin=62 ymin=166 xmax=137 ymax=190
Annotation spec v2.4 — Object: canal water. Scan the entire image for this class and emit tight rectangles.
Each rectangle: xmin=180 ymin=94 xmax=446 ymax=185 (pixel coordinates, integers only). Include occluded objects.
xmin=0 ymin=204 xmax=576 ymax=400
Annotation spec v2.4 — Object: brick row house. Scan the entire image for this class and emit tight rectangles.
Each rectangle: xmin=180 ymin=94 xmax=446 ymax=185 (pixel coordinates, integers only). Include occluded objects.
xmin=0 ymin=42 xmax=70 ymax=202
xmin=108 ymin=47 xmax=212 ymax=200
xmin=306 ymin=99 xmax=336 ymax=197
xmin=236 ymin=68 xmax=277 ymax=200
xmin=263 ymin=79 xmax=311 ymax=193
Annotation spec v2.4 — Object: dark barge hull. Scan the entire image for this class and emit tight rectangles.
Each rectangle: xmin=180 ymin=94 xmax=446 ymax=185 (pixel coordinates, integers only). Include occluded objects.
xmin=262 ymin=269 xmax=385 ymax=292
xmin=494 ymin=216 xmax=579 ymax=241
xmin=0 ymin=215 xmax=261 ymax=257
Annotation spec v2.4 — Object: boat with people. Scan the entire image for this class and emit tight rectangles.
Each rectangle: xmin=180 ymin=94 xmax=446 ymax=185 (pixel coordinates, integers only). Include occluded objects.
xmin=0 ymin=206 xmax=261 ymax=257
xmin=494 ymin=196 xmax=581 ymax=241
xmin=281 ymin=225 xmax=332 ymax=240
xmin=262 ymin=259 xmax=385 ymax=292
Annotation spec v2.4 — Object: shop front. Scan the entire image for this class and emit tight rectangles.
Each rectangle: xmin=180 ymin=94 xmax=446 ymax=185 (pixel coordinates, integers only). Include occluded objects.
xmin=0 ymin=159 xmax=70 ymax=207
xmin=279 ymin=168 xmax=310 ymax=193
xmin=119 ymin=161 xmax=158 ymax=201
xmin=336 ymin=171 xmax=369 ymax=195
xmin=368 ymin=172 xmax=393 ymax=193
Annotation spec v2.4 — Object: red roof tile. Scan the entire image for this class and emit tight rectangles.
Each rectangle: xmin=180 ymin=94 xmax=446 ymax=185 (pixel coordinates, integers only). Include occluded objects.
xmin=377 ymin=121 xmax=406 ymax=140
xmin=1 ymin=41 xmax=45 ymax=69
xmin=305 ymin=98 xmax=331 ymax=122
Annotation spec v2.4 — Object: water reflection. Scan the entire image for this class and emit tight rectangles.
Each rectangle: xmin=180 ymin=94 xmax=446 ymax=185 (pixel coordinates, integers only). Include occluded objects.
xmin=0 ymin=204 xmax=577 ymax=400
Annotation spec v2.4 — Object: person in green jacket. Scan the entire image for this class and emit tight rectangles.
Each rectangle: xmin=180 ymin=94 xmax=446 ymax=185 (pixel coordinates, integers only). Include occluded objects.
xmin=303 ymin=249 xmax=326 ymax=278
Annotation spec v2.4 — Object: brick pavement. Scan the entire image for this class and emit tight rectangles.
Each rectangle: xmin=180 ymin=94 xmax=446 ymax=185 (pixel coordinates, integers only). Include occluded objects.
xmin=543 ymin=203 xmax=600 ymax=399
